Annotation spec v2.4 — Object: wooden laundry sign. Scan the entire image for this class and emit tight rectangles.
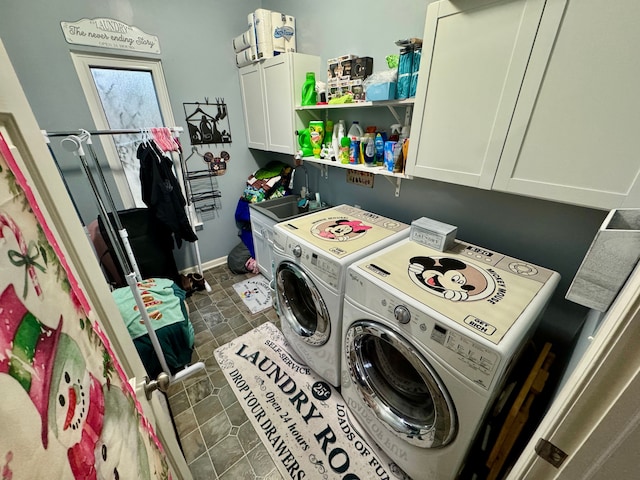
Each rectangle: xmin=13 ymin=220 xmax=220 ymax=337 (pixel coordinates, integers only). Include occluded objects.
xmin=60 ymin=18 xmax=161 ymax=54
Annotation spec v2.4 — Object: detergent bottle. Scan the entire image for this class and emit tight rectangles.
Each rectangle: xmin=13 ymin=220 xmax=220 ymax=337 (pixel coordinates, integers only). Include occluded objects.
xmin=309 ymin=120 xmax=324 ymax=158
xmin=301 ymin=72 xmax=317 ymax=106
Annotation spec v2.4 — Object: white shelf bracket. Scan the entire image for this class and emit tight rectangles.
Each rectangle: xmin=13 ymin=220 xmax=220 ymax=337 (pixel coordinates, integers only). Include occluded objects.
xmin=404 ymin=105 xmax=413 ymax=126
xmin=387 ymin=105 xmax=401 ymax=124
xmin=383 ymin=176 xmax=403 ymax=197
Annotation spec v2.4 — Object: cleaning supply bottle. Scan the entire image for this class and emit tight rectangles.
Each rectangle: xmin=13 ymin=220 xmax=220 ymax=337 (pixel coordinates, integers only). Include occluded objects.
xmin=374 ymin=132 xmax=385 ymax=166
xmin=340 ymin=136 xmax=350 ymax=164
xmin=309 ymin=120 xmax=324 ymax=158
xmin=348 ymin=121 xmax=363 ymax=141
xmin=324 ymin=120 xmax=334 ymax=146
xmin=364 ymin=135 xmax=375 ymax=166
xmin=389 ymin=124 xmax=401 ymax=141
xmin=333 ymin=120 xmax=345 ymax=160
xmin=348 ymin=121 xmax=363 ymax=164
xmin=301 ymin=72 xmax=317 ymax=106
xmin=362 ymin=126 xmax=376 ymax=166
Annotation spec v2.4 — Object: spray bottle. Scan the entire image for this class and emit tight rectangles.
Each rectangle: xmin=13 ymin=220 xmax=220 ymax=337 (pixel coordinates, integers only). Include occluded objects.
xmin=333 ymin=120 xmax=345 ymax=160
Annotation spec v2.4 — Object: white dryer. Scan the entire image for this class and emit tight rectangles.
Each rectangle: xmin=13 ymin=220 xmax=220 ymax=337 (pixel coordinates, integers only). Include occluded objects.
xmin=340 ymin=237 xmax=560 ymax=480
xmin=272 ymin=205 xmax=409 ymax=387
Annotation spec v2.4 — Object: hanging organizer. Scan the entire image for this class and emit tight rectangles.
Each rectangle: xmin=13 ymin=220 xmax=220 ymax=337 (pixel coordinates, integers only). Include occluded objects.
xmin=43 ymin=127 xmax=206 ymax=384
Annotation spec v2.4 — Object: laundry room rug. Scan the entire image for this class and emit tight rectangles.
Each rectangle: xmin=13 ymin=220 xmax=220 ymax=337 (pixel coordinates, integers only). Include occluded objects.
xmin=213 ymin=322 xmax=411 ymax=480
xmin=232 ymin=274 xmax=272 ymax=314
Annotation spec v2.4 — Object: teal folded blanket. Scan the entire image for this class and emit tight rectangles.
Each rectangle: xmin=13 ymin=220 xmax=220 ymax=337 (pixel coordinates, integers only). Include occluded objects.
xmin=112 ymin=278 xmax=195 ymax=376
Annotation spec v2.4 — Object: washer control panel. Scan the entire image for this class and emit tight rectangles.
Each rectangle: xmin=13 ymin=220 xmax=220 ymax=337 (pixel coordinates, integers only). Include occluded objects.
xmin=283 ymin=238 xmax=341 ymax=289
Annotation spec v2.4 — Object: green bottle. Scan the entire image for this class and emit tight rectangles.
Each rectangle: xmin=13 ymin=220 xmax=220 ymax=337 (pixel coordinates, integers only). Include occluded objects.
xmin=301 ymin=72 xmax=317 ymax=106
xmin=340 ymin=137 xmax=350 ymax=164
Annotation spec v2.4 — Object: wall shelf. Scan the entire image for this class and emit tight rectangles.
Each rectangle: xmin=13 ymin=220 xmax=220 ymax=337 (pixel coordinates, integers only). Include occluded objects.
xmin=302 ymin=156 xmax=412 ymax=197
xmin=296 ymin=98 xmax=414 ymax=125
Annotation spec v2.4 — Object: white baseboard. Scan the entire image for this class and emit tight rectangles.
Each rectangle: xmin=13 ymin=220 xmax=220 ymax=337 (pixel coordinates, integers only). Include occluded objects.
xmin=180 ymin=256 xmax=227 ymax=275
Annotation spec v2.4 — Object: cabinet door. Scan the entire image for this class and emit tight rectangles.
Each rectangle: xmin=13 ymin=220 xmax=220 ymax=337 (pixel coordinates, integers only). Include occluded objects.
xmin=249 ymin=211 xmax=274 ymax=281
xmin=239 ymin=63 xmax=268 ymax=149
xmin=493 ymin=0 xmax=640 ymax=209
xmin=262 ymin=55 xmax=296 ymax=154
xmin=405 ymin=0 xmax=547 ymax=188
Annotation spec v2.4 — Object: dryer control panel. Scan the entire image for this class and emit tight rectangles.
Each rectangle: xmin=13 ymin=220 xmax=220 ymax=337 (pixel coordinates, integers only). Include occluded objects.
xmin=346 ymin=268 xmax=504 ymax=391
xmin=283 ymin=238 xmax=341 ymax=290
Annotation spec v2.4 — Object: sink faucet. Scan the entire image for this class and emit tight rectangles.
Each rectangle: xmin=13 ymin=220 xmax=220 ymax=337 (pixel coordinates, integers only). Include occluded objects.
xmin=289 ymin=163 xmax=310 ymax=199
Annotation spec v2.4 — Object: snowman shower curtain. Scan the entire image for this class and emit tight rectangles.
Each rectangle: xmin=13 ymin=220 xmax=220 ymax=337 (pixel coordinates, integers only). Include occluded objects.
xmin=0 ymin=134 xmax=170 ymax=478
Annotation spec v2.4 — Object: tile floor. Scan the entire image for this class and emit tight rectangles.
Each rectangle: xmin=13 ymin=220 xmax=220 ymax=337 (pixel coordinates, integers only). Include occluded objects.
xmin=165 ymin=264 xmax=285 ymax=480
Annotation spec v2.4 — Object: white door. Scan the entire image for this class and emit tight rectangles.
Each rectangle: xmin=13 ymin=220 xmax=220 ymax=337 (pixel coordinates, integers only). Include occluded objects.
xmin=507 ymin=263 xmax=640 ymax=479
xmin=0 ymin=39 xmax=191 ymax=479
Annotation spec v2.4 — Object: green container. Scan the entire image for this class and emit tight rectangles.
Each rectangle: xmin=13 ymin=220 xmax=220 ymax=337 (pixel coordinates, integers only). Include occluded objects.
xmin=301 ymin=72 xmax=317 ymax=106
xmin=309 ymin=120 xmax=324 ymax=158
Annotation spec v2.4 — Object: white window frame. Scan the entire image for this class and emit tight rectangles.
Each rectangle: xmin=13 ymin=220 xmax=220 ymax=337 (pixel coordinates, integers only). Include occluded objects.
xmin=70 ymin=52 xmax=177 ymax=208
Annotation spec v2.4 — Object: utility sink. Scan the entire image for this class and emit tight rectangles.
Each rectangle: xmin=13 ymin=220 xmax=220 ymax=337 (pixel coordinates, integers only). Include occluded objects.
xmin=250 ymin=195 xmax=327 ymax=222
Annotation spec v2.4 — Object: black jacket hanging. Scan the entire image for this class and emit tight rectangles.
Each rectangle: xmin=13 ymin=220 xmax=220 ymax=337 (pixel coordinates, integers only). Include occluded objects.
xmin=137 ymin=142 xmax=198 ymax=248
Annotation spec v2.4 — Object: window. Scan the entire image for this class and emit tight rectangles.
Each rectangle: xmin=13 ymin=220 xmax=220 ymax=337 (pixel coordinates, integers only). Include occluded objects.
xmin=70 ymin=53 xmax=177 ymax=208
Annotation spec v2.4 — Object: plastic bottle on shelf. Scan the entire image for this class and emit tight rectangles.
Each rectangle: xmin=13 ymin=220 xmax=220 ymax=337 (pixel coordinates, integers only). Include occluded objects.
xmin=349 ymin=138 xmax=360 ymax=164
xmin=348 ymin=121 xmax=363 ymax=164
xmin=374 ymin=132 xmax=385 ymax=166
xmin=309 ymin=120 xmax=324 ymax=158
xmin=364 ymin=135 xmax=375 ymax=166
xmin=340 ymin=137 xmax=350 ymax=164
xmin=333 ymin=120 xmax=345 ymax=160
xmin=301 ymin=72 xmax=317 ymax=106
xmin=389 ymin=124 xmax=401 ymax=142
xmin=361 ymin=126 xmax=376 ymax=166
xmin=348 ymin=121 xmax=363 ymax=141
xmin=324 ymin=120 xmax=334 ymax=146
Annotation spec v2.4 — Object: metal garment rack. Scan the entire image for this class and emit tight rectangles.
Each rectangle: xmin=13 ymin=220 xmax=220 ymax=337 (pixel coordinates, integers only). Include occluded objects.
xmin=43 ymin=127 xmax=205 ymax=384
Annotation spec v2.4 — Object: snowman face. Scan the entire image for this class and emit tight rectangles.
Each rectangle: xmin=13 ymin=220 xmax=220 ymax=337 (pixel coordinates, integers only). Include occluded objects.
xmin=51 ymin=354 xmax=92 ymax=446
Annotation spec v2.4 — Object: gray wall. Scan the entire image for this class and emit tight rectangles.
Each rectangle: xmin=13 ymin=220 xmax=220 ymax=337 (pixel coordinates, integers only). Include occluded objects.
xmin=1 ymin=0 xmax=608 ymax=348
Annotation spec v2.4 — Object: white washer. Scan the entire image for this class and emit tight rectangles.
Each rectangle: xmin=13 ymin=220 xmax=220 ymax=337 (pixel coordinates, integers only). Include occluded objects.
xmin=272 ymin=205 xmax=409 ymax=387
xmin=341 ymin=237 xmax=560 ymax=480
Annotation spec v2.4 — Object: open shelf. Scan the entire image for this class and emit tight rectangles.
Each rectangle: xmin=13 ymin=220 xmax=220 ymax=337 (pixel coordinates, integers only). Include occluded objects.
xmin=295 ymin=98 xmax=415 ymax=111
xmin=301 ymin=156 xmax=411 ymax=197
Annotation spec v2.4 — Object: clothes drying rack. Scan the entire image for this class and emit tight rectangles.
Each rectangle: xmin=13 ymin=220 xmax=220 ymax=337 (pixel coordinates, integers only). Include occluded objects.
xmin=43 ymin=127 xmax=206 ymax=383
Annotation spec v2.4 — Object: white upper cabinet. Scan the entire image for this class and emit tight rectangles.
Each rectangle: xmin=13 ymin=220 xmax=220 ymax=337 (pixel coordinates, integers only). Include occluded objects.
xmin=493 ymin=0 xmax=640 ymax=209
xmin=238 ymin=53 xmax=320 ymax=154
xmin=405 ymin=0 xmax=550 ymax=188
xmin=406 ymin=0 xmax=640 ymax=210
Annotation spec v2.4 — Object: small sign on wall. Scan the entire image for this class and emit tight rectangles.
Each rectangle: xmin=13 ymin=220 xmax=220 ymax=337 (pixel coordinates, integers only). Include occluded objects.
xmin=61 ymin=18 xmax=161 ymax=54
xmin=346 ymin=169 xmax=374 ymax=188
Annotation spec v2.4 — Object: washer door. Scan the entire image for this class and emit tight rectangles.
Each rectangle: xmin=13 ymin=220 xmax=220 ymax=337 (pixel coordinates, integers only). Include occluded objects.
xmin=345 ymin=320 xmax=458 ymax=448
xmin=276 ymin=260 xmax=330 ymax=346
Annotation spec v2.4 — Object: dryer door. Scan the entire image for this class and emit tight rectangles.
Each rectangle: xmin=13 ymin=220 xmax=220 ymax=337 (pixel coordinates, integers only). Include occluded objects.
xmin=276 ymin=260 xmax=330 ymax=346
xmin=345 ymin=320 xmax=458 ymax=448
